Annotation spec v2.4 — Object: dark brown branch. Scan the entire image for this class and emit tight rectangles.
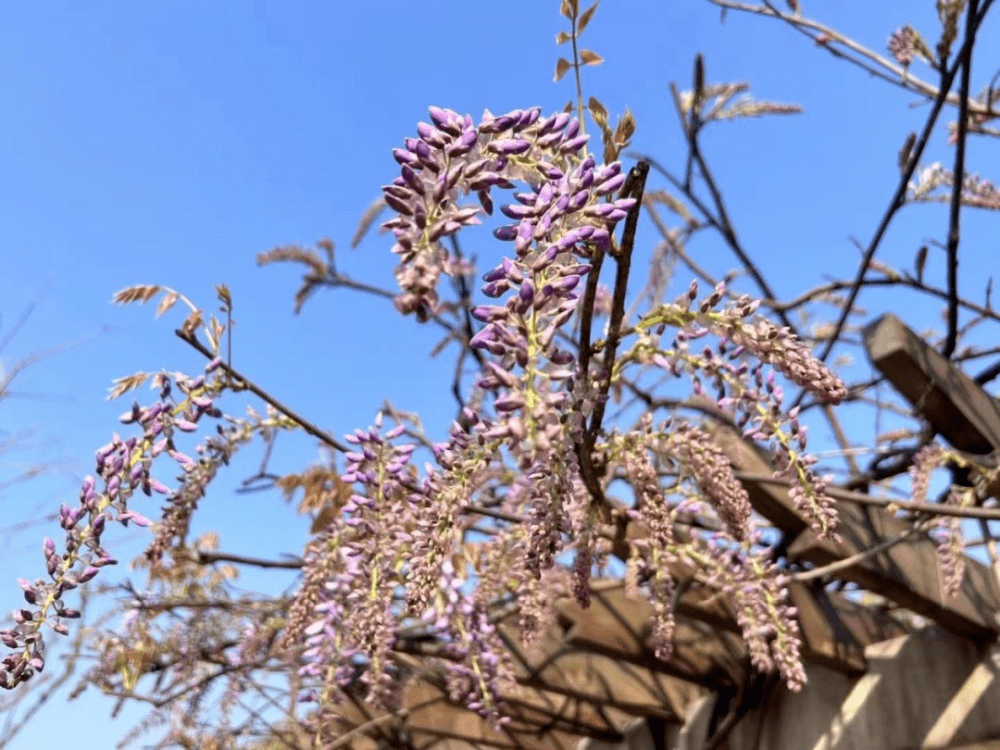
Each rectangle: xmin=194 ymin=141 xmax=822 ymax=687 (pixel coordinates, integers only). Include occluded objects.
xmin=735 ymin=471 xmax=1000 ymax=520
xmin=175 ymin=328 xmax=348 ymax=452
xmin=191 ymin=550 xmax=304 ymax=570
xmin=942 ymin=0 xmax=980 ymax=357
xmin=814 ymin=4 xmax=992 ymax=369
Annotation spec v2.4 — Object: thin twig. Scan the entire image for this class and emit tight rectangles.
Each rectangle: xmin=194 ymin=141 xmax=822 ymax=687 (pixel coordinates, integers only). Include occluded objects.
xmin=813 ymin=3 xmax=992 ymax=370
xmin=176 ymin=329 xmax=348 ymax=452
xmin=942 ymin=0 xmax=980 ymax=357
xmin=735 ymin=470 xmax=1000 ymax=520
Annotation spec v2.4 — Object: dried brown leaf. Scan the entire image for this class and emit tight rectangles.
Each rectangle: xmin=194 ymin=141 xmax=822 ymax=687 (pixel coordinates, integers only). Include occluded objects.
xmin=554 ymin=57 xmax=572 ymax=83
xmin=215 ymin=283 xmax=232 ymax=309
xmin=107 ymin=371 xmax=150 ymax=401
xmin=154 ymin=291 xmax=179 ymax=319
xmin=588 ymin=96 xmax=609 ymax=127
xmin=113 ymin=285 xmax=162 ymax=306
xmin=579 ymin=49 xmax=603 ymax=66
xmin=555 ymin=30 xmax=572 ymax=45
xmin=181 ymin=309 xmax=203 ymax=338
xmin=577 ymin=0 xmax=599 ymax=34
xmin=208 ymin=317 xmax=224 ymax=352
xmin=615 ymin=107 xmax=637 ymax=146
xmin=351 ymin=198 xmax=388 ymax=248
xmin=560 ymin=0 xmax=578 ymax=19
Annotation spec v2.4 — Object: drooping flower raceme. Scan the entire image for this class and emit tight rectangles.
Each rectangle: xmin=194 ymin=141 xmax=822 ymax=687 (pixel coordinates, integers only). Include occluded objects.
xmin=2 ymin=363 xmax=227 ymax=689
xmin=281 ymin=107 xmax=853 ymax=719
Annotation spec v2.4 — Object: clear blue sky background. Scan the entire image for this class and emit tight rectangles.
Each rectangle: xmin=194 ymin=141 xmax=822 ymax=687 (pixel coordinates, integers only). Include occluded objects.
xmin=2 ymin=2 xmax=998 ymax=748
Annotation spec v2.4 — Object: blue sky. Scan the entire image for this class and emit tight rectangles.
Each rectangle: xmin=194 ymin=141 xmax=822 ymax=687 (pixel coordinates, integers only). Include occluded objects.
xmin=2 ymin=2 xmax=998 ymax=747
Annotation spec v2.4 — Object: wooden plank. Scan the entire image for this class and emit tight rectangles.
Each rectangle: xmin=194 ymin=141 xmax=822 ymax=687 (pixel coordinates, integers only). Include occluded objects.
xmin=787 ymin=505 xmax=1000 ymax=639
xmin=863 ymin=313 xmax=1000 ymax=454
xmin=705 ymin=421 xmax=1000 ymax=639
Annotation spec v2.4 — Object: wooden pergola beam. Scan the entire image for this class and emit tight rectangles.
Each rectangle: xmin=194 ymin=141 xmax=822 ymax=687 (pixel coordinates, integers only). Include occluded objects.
xmin=707 ymin=421 xmax=1000 ymax=639
xmin=863 ymin=313 xmax=1000 ymax=454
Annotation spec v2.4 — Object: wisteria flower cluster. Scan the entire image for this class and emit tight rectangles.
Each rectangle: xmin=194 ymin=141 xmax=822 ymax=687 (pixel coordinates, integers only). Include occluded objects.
xmin=2 ymin=362 xmax=226 ymax=688
xmin=4 ymin=105 xmax=852 ymax=733
xmin=633 ymin=282 xmax=845 ymax=537
xmin=277 ymin=105 xmax=850 ymax=727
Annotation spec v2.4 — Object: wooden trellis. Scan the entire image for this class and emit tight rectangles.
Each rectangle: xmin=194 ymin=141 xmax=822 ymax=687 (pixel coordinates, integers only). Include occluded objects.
xmin=323 ymin=315 xmax=1000 ymax=750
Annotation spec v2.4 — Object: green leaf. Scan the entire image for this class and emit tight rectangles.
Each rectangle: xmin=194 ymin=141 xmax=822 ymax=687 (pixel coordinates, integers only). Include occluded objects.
xmin=554 ymin=57 xmax=572 ymax=83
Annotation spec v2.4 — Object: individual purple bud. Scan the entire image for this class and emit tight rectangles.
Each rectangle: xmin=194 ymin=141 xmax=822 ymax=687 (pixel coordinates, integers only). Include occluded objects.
xmin=537 ymin=162 xmax=565 ymax=180
xmin=428 ymin=106 xmax=464 ymax=135
xmin=416 ymin=121 xmax=435 ymax=140
xmin=500 ymin=203 xmax=535 ymax=220
xmin=590 ymin=228 xmax=611 ymax=251
xmin=452 ymin=207 xmax=481 ymax=225
xmin=595 ymin=173 xmax=626 ymax=195
xmin=494 ymin=392 xmax=526 ymax=412
xmin=549 ymin=348 xmax=575 ymax=365
xmin=536 ymin=130 xmax=563 ymax=149
xmin=146 ymin=478 xmax=171 ymax=495
xmin=564 ymin=118 xmax=580 ymax=139
xmin=584 ymin=203 xmax=625 ymax=220
xmin=77 ymin=566 xmax=101 ymax=584
xmin=515 ymin=221 xmax=535 ymax=255
xmin=128 ymin=462 xmax=145 ymax=486
xmin=404 ymin=137 xmax=431 ymax=161
xmin=537 ymin=182 xmax=555 ymax=208
xmin=173 ymin=419 xmax=198 ymax=432
xmin=94 ymin=444 xmax=114 ymax=473
xmin=494 ymin=225 xmax=519 ymax=241
xmin=558 ymin=275 xmax=582 ymax=292
xmin=482 ymin=281 xmax=505 ymax=298
xmin=482 ymin=265 xmax=507 ymax=283
xmin=43 ymin=538 xmax=56 ymax=559
xmin=532 ymin=212 xmax=553 ymax=241
xmin=118 ymin=511 xmax=153 ymax=527
xmin=487 ymin=138 xmax=532 ymax=156
xmin=399 ymin=164 xmax=425 ymax=194
xmin=477 ymin=189 xmax=494 ymax=215
xmin=18 ymin=580 xmax=37 ymax=605
xmin=444 ymin=162 xmax=465 ymax=190
xmin=568 ymin=189 xmax=590 ymax=212
xmin=393 ymin=147 xmax=420 ymax=166
xmin=532 ymin=245 xmax=559 ymax=271
xmin=471 ymin=305 xmax=506 ymax=322
xmin=614 ymin=197 xmax=637 ymax=213
xmin=551 ymin=193 xmax=571 ymax=217
xmin=428 ymin=219 xmax=462 ymax=242
xmin=451 ymin=128 xmax=479 ymax=155
xmin=118 ymin=402 xmax=141 ymax=424
xmin=517 ymin=280 xmax=536 ymax=310
xmin=593 ymin=161 xmax=622 ymax=182
xmin=502 ymin=257 xmax=524 ymax=283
